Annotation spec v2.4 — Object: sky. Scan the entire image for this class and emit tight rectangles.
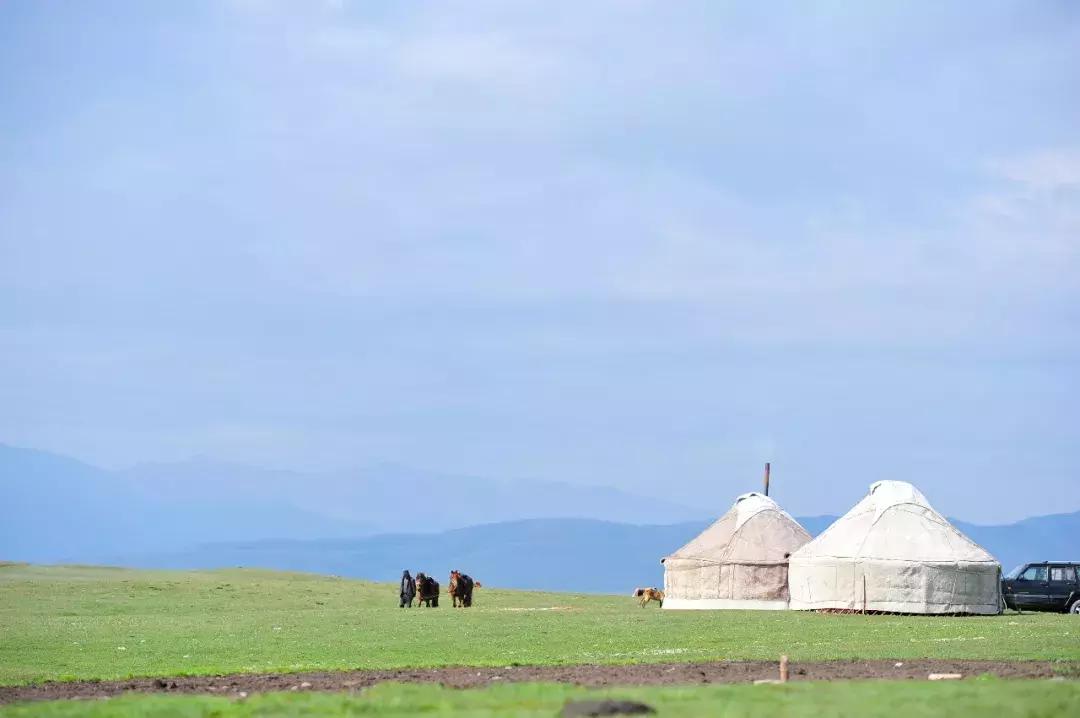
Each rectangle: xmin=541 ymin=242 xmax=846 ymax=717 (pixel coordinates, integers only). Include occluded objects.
xmin=1 ymin=1 xmax=1078 ymax=523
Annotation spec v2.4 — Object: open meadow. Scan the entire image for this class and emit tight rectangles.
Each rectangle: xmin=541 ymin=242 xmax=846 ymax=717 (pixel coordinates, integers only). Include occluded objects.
xmin=4 ymin=681 xmax=1080 ymax=718
xmin=1 ymin=564 xmax=1077 ymax=715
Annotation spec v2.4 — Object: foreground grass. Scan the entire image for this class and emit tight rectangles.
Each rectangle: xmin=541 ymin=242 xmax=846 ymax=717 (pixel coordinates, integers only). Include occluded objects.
xmin=3 ymin=680 xmax=1080 ymax=718
xmin=1 ymin=565 xmax=1077 ymax=686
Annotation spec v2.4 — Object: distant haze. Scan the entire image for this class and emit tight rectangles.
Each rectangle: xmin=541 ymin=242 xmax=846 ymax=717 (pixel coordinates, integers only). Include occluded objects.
xmin=0 ymin=444 xmax=702 ymax=563
xmin=1 ymin=2 xmax=1078 ymax=523
xmin=3 ymin=444 xmax=1075 ymax=591
xmin=118 ymin=514 xmax=1080 ymax=594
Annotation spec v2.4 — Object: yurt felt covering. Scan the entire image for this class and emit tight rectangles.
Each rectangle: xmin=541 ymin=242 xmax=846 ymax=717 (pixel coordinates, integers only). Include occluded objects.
xmin=662 ymin=492 xmax=811 ymax=609
xmin=787 ymin=481 xmax=1001 ymax=615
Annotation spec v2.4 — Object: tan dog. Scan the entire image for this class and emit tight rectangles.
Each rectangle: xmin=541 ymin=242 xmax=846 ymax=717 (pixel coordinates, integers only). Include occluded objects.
xmin=632 ymin=587 xmax=664 ymax=607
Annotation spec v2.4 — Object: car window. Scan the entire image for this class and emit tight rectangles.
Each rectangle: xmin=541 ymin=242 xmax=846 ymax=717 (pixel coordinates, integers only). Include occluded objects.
xmin=1049 ymin=566 xmax=1076 ymax=582
xmin=1005 ymin=564 xmax=1025 ymax=579
xmin=1020 ymin=565 xmax=1047 ymax=581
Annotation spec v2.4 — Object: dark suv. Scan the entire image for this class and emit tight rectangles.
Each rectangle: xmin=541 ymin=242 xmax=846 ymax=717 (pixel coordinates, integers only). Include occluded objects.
xmin=1001 ymin=562 xmax=1080 ymax=613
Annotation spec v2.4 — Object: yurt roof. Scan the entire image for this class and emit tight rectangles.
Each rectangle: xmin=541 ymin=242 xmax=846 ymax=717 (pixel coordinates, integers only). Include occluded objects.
xmin=790 ymin=480 xmax=997 ymax=564
xmin=664 ymin=492 xmax=811 ymax=565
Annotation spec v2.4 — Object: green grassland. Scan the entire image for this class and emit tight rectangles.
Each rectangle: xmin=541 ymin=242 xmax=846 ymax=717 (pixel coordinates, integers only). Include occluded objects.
xmin=1 ymin=564 xmax=1077 ymax=687
xmin=3 ymin=681 xmax=1080 ymax=718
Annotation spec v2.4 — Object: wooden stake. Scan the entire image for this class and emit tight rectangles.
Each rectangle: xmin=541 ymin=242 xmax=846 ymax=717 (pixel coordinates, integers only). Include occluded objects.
xmin=779 ymin=655 xmax=789 ymax=683
xmin=763 ymin=462 xmax=771 ymax=496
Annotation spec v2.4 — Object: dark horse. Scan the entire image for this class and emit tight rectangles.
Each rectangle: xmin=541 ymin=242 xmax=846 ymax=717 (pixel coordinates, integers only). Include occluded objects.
xmin=449 ymin=570 xmax=479 ymax=607
xmin=415 ymin=572 xmax=440 ymax=607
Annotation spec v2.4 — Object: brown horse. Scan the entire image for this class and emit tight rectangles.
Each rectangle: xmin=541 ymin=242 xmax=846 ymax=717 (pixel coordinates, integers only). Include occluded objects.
xmin=449 ymin=570 xmax=480 ymax=607
xmin=415 ymin=572 xmax=440 ymax=607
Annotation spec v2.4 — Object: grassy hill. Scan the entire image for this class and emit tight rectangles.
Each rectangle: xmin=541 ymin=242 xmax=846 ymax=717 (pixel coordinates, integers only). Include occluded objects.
xmin=2 ymin=564 xmax=1077 ymax=687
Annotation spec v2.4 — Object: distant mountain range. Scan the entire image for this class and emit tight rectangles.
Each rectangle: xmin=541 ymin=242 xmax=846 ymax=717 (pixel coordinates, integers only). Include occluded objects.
xmin=0 ymin=443 xmax=701 ymax=563
xmin=118 ymin=513 xmax=1080 ymax=594
xmin=3 ymin=443 xmax=1075 ymax=593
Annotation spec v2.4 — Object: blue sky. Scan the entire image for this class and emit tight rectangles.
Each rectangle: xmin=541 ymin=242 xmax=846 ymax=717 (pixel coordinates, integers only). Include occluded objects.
xmin=1 ymin=1 xmax=1078 ymax=523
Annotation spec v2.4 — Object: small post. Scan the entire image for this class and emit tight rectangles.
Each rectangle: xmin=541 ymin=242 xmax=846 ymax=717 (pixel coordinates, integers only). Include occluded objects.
xmin=779 ymin=655 xmax=789 ymax=683
xmin=862 ymin=575 xmax=867 ymax=615
xmin=763 ymin=462 xmax=771 ymax=496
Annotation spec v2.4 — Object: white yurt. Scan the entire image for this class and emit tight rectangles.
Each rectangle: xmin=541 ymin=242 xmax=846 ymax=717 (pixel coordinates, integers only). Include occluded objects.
xmin=787 ymin=481 xmax=1001 ymax=614
xmin=661 ymin=492 xmax=811 ymax=609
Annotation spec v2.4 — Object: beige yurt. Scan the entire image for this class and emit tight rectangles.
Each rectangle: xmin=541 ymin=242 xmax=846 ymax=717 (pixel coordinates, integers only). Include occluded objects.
xmin=787 ymin=481 xmax=1001 ymax=614
xmin=661 ymin=492 xmax=811 ymax=609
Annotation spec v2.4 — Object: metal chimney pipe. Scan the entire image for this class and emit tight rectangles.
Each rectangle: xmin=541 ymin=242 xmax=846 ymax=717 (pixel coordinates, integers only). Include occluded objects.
xmin=764 ymin=462 xmax=771 ymax=496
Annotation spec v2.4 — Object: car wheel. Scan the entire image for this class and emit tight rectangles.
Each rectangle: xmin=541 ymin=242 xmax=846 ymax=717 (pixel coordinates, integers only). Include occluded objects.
xmin=1070 ymin=599 xmax=1080 ymax=615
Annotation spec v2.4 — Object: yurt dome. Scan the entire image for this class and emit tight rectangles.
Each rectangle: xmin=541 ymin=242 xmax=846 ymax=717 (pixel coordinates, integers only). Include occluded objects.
xmin=787 ymin=480 xmax=1001 ymax=615
xmin=661 ymin=492 xmax=811 ymax=610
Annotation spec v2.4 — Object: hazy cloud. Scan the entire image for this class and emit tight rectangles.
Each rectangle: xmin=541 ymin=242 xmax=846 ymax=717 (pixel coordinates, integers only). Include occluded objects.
xmin=1 ymin=1 xmax=1077 ymax=522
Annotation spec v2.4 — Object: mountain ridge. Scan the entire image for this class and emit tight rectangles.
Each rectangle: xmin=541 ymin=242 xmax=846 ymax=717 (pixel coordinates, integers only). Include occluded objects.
xmin=116 ymin=512 xmax=1080 ymax=594
xmin=1 ymin=443 xmax=701 ymax=561
xmin=3 ymin=443 xmax=1076 ymax=591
